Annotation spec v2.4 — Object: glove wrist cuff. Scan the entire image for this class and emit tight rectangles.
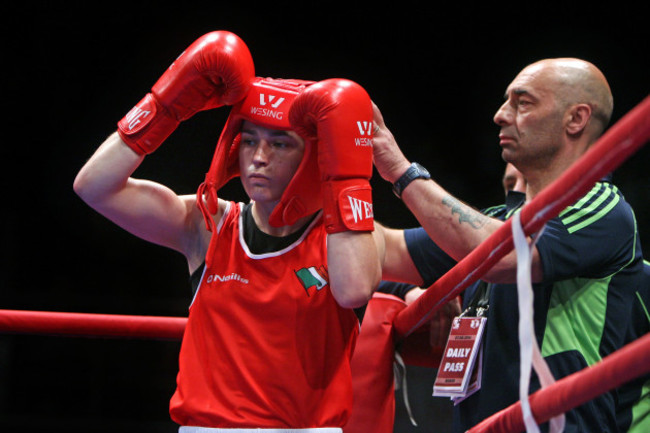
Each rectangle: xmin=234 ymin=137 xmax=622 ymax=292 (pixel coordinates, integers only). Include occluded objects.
xmin=117 ymin=93 xmax=179 ymax=155
xmin=322 ymin=179 xmax=374 ymax=233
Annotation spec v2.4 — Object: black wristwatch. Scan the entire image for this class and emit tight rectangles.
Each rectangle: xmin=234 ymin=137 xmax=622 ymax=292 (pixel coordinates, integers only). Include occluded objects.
xmin=392 ymin=162 xmax=431 ymax=198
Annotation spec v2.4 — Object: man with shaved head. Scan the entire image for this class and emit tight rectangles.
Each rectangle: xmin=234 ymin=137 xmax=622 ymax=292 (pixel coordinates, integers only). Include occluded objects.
xmin=371 ymin=58 xmax=644 ymax=432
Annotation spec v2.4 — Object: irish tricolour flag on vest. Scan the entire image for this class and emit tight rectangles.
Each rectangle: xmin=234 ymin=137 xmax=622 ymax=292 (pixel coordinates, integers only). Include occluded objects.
xmin=295 ymin=266 xmax=329 ymax=295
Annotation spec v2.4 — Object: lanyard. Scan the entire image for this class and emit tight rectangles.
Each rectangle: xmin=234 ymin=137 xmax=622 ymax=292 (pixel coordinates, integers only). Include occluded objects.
xmin=462 ymin=280 xmax=491 ymax=318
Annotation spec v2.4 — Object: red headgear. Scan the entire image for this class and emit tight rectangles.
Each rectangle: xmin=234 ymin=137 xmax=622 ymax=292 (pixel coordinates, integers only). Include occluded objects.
xmin=197 ymin=77 xmax=322 ymax=230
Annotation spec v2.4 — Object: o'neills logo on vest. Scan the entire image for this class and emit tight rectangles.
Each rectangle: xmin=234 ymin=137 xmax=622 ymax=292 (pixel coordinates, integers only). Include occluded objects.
xmin=206 ymin=272 xmax=249 ymax=285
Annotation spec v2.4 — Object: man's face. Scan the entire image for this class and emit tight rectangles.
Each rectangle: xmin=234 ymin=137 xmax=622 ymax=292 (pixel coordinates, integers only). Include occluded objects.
xmin=238 ymin=121 xmax=305 ymax=205
xmin=493 ymin=64 xmax=566 ymax=170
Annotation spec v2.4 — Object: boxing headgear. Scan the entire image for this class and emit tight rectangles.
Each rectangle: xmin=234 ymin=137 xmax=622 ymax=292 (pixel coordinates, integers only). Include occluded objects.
xmin=197 ymin=77 xmax=322 ymax=230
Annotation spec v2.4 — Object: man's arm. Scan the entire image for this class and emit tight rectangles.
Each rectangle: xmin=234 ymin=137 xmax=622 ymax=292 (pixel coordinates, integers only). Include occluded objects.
xmin=372 ymin=103 xmax=543 ymax=284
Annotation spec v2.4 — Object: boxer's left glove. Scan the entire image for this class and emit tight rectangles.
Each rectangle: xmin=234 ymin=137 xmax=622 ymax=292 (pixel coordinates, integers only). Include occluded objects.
xmin=117 ymin=31 xmax=254 ymax=155
xmin=289 ymin=79 xmax=374 ymax=233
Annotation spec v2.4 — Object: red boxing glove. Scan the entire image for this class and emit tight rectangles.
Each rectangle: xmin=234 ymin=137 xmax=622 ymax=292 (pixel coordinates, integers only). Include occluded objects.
xmin=289 ymin=79 xmax=374 ymax=233
xmin=117 ymin=31 xmax=254 ymax=155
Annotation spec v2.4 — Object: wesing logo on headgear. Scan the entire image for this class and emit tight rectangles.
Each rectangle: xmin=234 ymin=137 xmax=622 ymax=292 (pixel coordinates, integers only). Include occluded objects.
xmin=249 ymin=93 xmax=287 ymax=120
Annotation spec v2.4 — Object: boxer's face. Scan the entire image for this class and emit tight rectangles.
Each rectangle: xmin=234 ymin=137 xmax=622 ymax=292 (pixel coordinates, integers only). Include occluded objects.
xmin=239 ymin=121 xmax=305 ymax=205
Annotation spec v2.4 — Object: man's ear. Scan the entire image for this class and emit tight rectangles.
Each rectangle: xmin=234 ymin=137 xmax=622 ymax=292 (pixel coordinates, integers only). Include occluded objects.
xmin=566 ymin=103 xmax=592 ymax=136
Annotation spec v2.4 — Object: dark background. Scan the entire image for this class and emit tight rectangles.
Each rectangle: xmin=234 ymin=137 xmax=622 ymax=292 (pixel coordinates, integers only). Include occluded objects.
xmin=2 ymin=2 xmax=648 ymax=432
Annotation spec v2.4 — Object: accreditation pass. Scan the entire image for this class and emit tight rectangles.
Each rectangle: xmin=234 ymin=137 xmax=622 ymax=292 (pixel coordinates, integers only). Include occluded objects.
xmin=433 ymin=316 xmax=487 ymax=400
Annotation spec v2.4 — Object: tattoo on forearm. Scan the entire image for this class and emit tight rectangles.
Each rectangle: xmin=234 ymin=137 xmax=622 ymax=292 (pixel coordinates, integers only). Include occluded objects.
xmin=442 ymin=196 xmax=488 ymax=229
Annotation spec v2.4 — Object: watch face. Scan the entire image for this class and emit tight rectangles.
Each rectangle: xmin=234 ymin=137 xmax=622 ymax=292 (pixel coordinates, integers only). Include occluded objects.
xmin=414 ymin=163 xmax=430 ymax=177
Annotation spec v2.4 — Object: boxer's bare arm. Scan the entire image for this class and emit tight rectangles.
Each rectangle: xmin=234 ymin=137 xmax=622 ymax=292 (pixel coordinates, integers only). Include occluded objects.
xmin=289 ymin=79 xmax=381 ymax=309
xmin=73 ymin=131 xmax=217 ymax=271
xmin=374 ymin=223 xmax=424 ymax=286
xmin=74 ymin=32 xmax=254 ymax=273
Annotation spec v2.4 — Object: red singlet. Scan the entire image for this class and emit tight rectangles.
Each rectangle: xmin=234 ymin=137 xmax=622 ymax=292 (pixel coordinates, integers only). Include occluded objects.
xmin=170 ymin=202 xmax=359 ymax=428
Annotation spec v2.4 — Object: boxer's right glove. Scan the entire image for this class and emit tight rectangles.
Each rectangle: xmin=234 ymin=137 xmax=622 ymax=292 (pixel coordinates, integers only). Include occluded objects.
xmin=117 ymin=31 xmax=254 ymax=155
xmin=289 ymin=79 xmax=374 ymax=233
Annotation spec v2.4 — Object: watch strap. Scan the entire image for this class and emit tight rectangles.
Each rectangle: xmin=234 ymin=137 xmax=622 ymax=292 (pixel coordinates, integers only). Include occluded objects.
xmin=392 ymin=162 xmax=431 ymax=198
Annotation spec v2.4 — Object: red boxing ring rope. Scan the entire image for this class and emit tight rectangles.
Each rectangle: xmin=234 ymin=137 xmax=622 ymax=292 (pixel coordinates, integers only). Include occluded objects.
xmin=393 ymin=94 xmax=650 ymax=339
xmin=0 ymin=309 xmax=186 ymax=340
xmin=0 ymin=309 xmax=647 ymax=433
xmin=467 ymin=333 xmax=650 ymax=433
